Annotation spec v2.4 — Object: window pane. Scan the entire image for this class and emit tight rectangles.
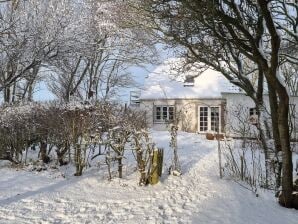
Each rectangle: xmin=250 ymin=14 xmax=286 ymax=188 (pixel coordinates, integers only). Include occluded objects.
xmin=211 ymin=107 xmax=219 ymax=132
xmin=249 ymin=108 xmax=254 ymax=116
xmin=162 ymin=107 xmax=168 ymax=120
xmin=155 ymin=106 xmax=161 ymax=121
xmin=249 ymin=108 xmax=258 ymax=116
xmin=249 ymin=107 xmax=259 ymax=124
xmin=200 ymin=107 xmax=208 ymax=132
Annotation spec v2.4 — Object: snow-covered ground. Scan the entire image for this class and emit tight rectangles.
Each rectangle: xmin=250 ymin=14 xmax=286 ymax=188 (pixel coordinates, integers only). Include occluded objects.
xmin=0 ymin=131 xmax=297 ymax=224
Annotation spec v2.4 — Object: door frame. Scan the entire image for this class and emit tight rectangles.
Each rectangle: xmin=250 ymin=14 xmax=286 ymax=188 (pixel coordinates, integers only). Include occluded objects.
xmin=198 ymin=105 xmax=221 ymax=133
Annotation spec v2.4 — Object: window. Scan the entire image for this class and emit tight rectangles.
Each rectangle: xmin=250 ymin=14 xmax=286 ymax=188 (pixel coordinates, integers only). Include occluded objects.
xmin=249 ymin=108 xmax=259 ymax=116
xmin=211 ymin=107 xmax=220 ymax=132
xmin=199 ymin=107 xmax=208 ymax=131
xmin=184 ymin=75 xmax=195 ymax=87
xmin=199 ymin=106 xmax=221 ymax=132
xmin=154 ymin=106 xmax=174 ymax=123
xmin=249 ymin=107 xmax=258 ymax=125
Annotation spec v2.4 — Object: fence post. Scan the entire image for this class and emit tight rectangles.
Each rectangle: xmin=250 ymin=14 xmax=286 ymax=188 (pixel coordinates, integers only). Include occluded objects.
xmin=240 ymin=156 xmax=244 ymax=181
xmin=217 ymin=115 xmax=223 ymax=178
xmin=150 ymin=147 xmax=164 ymax=184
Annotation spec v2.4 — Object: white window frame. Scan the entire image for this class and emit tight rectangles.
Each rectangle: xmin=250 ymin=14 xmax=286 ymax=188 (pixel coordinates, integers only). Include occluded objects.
xmin=199 ymin=106 xmax=208 ymax=132
xmin=198 ymin=106 xmax=221 ymax=133
xmin=210 ymin=106 xmax=220 ymax=132
xmin=154 ymin=105 xmax=174 ymax=123
xmin=249 ymin=107 xmax=259 ymax=125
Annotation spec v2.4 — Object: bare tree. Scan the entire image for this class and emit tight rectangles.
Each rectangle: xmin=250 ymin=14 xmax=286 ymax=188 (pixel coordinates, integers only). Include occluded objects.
xmin=139 ymin=0 xmax=298 ymax=207
xmin=47 ymin=0 xmax=156 ymax=102
xmin=0 ymin=0 xmax=72 ymax=103
xmin=282 ymin=62 xmax=298 ymax=96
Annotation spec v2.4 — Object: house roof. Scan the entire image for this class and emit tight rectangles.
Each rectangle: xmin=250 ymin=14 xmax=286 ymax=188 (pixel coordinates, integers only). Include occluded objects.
xmin=140 ymin=58 xmax=240 ymax=100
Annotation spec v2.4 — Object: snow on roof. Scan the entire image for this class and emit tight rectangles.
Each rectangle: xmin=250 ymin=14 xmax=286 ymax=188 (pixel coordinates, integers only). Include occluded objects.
xmin=140 ymin=58 xmax=240 ymax=100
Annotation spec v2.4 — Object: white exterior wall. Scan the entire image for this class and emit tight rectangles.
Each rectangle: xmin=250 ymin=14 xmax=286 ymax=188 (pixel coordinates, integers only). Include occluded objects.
xmin=223 ymin=93 xmax=298 ymax=138
xmin=140 ymin=98 xmax=225 ymax=133
xmin=222 ymin=93 xmax=257 ymax=137
xmin=140 ymin=93 xmax=298 ymax=138
xmin=289 ymin=97 xmax=298 ymax=140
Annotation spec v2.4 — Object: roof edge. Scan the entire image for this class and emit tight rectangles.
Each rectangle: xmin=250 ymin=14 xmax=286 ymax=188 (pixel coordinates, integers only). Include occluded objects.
xmin=140 ymin=97 xmax=225 ymax=101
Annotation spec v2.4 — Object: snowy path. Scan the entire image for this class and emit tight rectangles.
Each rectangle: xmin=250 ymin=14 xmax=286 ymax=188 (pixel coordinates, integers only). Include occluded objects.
xmin=0 ymin=132 xmax=297 ymax=223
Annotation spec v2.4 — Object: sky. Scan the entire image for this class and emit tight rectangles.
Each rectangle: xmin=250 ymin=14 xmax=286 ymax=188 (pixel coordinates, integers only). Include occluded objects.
xmin=32 ymin=62 xmax=157 ymax=103
xmin=33 ymin=45 xmax=177 ymax=103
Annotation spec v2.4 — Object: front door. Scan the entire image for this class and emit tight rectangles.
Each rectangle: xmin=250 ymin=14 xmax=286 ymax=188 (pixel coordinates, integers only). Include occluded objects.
xmin=198 ymin=106 xmax=220 ymax=133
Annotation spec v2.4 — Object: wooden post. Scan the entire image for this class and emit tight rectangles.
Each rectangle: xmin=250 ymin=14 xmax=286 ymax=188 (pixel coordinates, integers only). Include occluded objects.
xmin=150 ymin=148 xmax=159 ymax=185
xmin=217 ymin=115 xmax=223 ymax=178
xmin=240 ymin=156 xmax=244 ymax=181
xmin=157 ymin=148 xmax=164 ymax=177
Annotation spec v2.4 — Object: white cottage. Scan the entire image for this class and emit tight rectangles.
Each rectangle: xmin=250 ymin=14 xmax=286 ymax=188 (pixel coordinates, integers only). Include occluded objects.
xmin=137 ymin=59 xmax=298 ymax=138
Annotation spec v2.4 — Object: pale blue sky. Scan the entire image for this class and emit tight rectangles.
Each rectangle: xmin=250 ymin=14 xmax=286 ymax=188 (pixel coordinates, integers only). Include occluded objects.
xmin=32 ymin=63 xmax=157 ymax=103
xmin=33 ymin=45 xmax=176 ymax=103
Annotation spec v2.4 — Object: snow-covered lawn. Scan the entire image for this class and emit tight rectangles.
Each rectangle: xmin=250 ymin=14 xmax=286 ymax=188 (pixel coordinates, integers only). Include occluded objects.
xmin=0 ymin=131 xmax=297 ymax=224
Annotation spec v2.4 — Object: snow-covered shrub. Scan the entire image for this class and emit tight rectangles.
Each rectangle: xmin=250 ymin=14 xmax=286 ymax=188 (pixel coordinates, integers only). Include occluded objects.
xmin=223 ymin=140 xmax=265 ymax=191
xmin=103 ymin=107 xmax=148 ymax=180
xmin=0 ymin=103 xmax=37 ymax=163
xmin=0 ymin=102 xmax=146 ymax=169
xmin=222 ymin=105 xmax=276 ymax=191
xmin=169 ymin=123 xmax=181 ymax=176
xmin=131 ymin=129 xmax=155 ymax=185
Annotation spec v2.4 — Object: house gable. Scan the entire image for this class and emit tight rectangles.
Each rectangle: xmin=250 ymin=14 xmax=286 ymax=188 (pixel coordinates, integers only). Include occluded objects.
xmin=140 ymin=58 xmax=239 ymax=101
xmin=139 ymin=58 xmax=241 ymax=134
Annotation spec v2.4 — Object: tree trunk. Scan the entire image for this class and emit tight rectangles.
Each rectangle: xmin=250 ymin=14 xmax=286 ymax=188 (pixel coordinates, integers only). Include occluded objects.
xmin=268 ymin=84 xmax=282 ymax=151
xmin=277 ymin=94 xmax=293 ymax=208
xmin=74 ymin=143 xmax=83 ymax=176
xmin=254 ymin=69 xmax=271 ymax=188
xmin=136 ymin=145 xmax=146 ymax=185
xmin=40 ymin=141 xmax=50 ymax=163
xmin=56 ymin=142 xmax=69 ymax=166
xmin=12 ymin=82 xmax=16 ymax=103
xmin=27 ymin=82 xmax=33 ymax=102
xmin=256 ymin=112 xmax=270 ymax=188
xmin=268 ymin=84 xmax=283 ymax=189
xmin=4 ymin=86 xmax=10 ymax=103
xmin=264 ymin=74 xmax=293 ymax=207
xmin=118 ymin=152 xmax=123 ymax=178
